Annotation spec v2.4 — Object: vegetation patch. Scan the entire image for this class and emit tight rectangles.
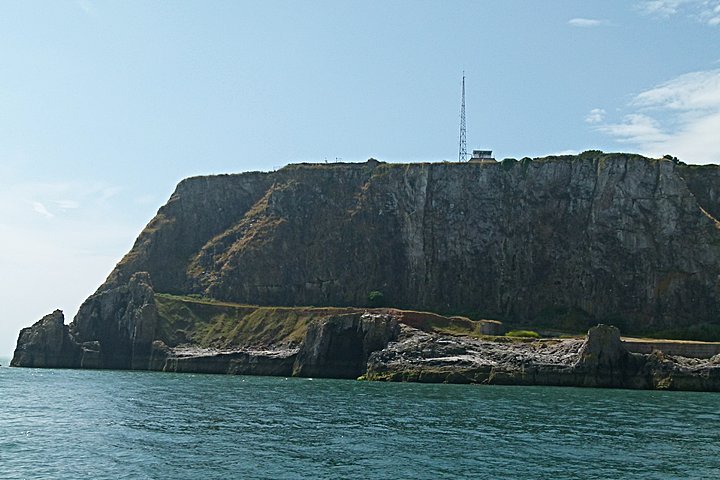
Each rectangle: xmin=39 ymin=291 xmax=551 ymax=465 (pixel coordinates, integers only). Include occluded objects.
xmin=500 ymin=158 xmax=517 ymax=171
xmin=155 ymin=295 xmax=505 ymax=349
xmin=155 ymin=293 xmax=356 ymax=350
xmin=506 ymin=330 xmax=541 ymax=339
xmin=643 ymin=323 xmax=720 ymax=343
xmin=367 ymin=290 xmax=385 ymax=307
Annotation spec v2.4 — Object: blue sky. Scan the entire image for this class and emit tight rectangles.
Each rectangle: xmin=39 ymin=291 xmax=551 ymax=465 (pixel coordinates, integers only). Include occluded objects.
xmin=1 ymin=0 xmax=719 ymax=356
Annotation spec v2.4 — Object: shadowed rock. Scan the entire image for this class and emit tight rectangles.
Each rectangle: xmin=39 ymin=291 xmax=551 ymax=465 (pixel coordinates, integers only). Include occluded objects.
xmin=293 ymin=313 xmax=399 ymax=378
xmin=11 ymin=310 xmax=80 ymax=368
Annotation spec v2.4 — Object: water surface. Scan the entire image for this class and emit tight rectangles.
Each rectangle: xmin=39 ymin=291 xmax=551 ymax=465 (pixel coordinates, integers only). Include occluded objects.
xmin=1 ymin=362 xmax=718 ymax=479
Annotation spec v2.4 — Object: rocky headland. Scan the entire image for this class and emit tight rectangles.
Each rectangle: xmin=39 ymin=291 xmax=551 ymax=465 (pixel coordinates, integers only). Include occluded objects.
xmin=11 ymin=151 xmax=720 ymax=390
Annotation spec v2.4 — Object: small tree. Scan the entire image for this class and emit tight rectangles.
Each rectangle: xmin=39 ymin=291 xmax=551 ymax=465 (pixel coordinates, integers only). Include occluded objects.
xmin=367 ymin=290 xmax=385 ymax=307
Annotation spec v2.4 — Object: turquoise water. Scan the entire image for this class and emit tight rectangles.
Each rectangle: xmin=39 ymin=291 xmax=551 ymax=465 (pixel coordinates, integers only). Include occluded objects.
xmin=1 ymin=361 xmax=719 ymax=479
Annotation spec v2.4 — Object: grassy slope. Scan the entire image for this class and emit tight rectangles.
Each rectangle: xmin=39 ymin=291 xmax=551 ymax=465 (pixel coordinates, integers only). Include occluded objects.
xmin=155 ymin=294 xmax=361 ymax=350
xmin=155 ymin=294 xmax=720 ymax=350
xmin=153 ymin=294 xmax=496 ymax=350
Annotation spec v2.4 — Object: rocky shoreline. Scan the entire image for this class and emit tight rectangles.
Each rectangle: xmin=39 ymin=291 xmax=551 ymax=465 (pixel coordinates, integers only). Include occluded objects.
xmin=366 ymin=324 xmax=720 ymax=391
xmin=12 ymin=300 xmax=720 ymax=391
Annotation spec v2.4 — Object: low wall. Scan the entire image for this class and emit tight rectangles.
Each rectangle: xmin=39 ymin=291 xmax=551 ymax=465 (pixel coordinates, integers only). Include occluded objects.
xmin=622 ymin=339 xmax=720 ymax=359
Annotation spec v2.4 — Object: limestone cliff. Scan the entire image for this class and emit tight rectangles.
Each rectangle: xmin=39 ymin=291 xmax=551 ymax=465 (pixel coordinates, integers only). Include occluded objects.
xmin=11 ymin=151 xmax=720 ymax=388
xmin=96 ymin=152 xmax=720 ymax=333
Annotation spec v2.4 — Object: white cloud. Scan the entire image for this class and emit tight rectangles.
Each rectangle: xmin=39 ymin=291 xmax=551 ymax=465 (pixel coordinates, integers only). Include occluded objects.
xmin=585 ymin=108 xmax=607 ymax=124
xmin=55 ymin=200 xmax=80 ymax=210
xmin=633 ymin=69 xmax=720 ymax=110
xmin=568 ymin=18 xmax=606 ymax=27
xmin=598 ymin=114 xmax=670 ymax=144
xmin=596 ymin=69 xmax=720 ymax=164
xmin=32 ymin=201 xmax=54 ymax=218
xmin=3 ymin=181 xmax=124 ymax=225
xmin=639 ymin=0 xmax=720 ymax=25
xmin=641 ymin=0 xmax=684 ymax=16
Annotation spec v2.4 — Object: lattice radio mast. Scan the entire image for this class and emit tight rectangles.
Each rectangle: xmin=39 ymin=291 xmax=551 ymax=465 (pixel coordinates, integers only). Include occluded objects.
xmin=458 ymin=72 xmax=467 ymax=162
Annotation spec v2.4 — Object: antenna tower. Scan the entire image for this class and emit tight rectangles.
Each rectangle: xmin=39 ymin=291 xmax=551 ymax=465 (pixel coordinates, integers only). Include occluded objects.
xmin=458 ymin=72 xmax=467 ymax=162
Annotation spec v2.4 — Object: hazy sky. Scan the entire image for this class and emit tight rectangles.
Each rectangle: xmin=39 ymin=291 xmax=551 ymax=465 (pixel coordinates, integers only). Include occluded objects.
xmin=1 ymin=0 xmax=719 ymax=356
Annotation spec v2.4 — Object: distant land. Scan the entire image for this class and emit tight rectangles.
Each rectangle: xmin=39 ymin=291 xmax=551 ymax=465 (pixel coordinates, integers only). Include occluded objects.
xmin=11 ymin=151 xmax=720 ymax=390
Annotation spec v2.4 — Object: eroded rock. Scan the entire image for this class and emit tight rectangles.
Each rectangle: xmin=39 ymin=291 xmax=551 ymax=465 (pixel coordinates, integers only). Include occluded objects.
xmin=366 ymin=324 xmax=720 ymax=391
xmin=11 ymin=310 xmax=80 ymax=368
xmin=293 ymin=313 xmax=399 ymax=378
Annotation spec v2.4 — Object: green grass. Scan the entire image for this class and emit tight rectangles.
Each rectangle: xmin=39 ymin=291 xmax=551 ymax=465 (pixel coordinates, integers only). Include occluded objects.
xmin=154 ymin=293 xmax=357 ymax=349
xmin=505 ymin=330 xmax=541 ymax=339
xmin=154 ymin=294 xmax=507 ymax=349
xmin=157 ymin=293 xmax=719 ymax=347
xmin=641 ymin=324 xmax=720 ymax=343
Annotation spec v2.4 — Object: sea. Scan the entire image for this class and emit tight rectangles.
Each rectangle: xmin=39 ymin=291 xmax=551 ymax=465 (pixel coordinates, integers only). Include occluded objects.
xmin=1 ymin=356 xmax=719 ymax=480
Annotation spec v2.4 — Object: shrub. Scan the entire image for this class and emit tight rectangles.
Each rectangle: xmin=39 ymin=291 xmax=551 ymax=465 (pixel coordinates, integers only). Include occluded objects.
xmin=506 ymin=330 xmax=541 ymax=339
xmin=367 ymin=290 xmax=385 ymax=307
xmin=580 ymin=150 xmax=604 ymax=159
xmin=500 ymin=158 xmax=517 ymax=171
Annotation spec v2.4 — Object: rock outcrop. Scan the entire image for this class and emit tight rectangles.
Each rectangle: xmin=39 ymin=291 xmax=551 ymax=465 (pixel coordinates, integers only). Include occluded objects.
xmin=293 ymin=313 xmax=399 ymax=378
xmin=154 ymin=312 xmax=399 ymax=378
xmin=162 ymin=349 xmax=297 ymax=376
xmin=70 ymin=271 xmax=159 ymax=370
xmin=12 ymin=292 xmax=720 ymax=390
xmin=11 ymin=310 xmax=80 ymax=368
xmin=365 ymin=324 xmax=720 ymax=391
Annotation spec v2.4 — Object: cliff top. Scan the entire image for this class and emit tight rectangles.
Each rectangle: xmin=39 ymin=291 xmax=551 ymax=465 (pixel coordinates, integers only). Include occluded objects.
xmin=175 ymin=151 xmax=720 ymax=185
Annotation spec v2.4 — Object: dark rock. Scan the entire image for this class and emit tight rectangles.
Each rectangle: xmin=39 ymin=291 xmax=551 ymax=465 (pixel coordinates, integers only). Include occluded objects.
xmin=574 ymin=324 xmax=634 ymax=387
xmin=10 ymin=310 xmax=80 ymax=368
xmin=11 ymin=155 xmax=720 ymax=391
xmin=478 ymin=320 xmax=504 ymax=336
xmin=13 ymin=273 xmax=158 ymax=370
xmin=293 ymin=313 xmax=399 ymax=378
xmin=79 ymin=341 xmax=102 ymax=369
xmin=148 ymin=340 xmax=171 ymax=371
xmin=70 ymin=271 xmax=158 ymax=370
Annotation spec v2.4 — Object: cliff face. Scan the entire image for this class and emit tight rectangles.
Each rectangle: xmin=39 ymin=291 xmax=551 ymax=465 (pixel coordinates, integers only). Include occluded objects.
xmin=95 ymin=153 xmax=720 ymax=333
xmin=11 ymin=152 xmax=720 ymax=383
